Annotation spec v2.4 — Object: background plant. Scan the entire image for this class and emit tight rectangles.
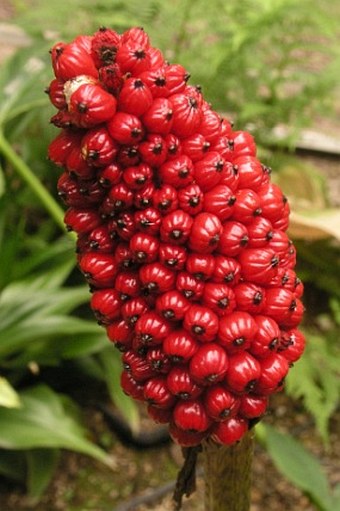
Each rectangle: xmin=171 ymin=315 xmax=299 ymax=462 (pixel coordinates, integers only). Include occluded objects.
xmin=0 ymin=0 xmax=339 ymax=506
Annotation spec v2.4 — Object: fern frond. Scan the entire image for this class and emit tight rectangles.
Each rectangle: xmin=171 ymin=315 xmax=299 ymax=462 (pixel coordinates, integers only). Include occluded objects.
xmin=286 ymin=332 xmax=340 ymax=444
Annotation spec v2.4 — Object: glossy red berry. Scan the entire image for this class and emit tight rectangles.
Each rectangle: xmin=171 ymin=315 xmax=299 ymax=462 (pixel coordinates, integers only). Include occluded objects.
xmin=239 ymin=394 xmax=268 ymax=419
xmin=174 ymin=399 xmax=211 ymax=432
xmin=212 ymin=417 xmax=248 ymax=445
xmin=189 ymin=343 xmax=229 ymax=386
xmin=225 ymin=351 xmax=261 ymax=394
xmin=156 ymin=290 xmax=190 ymax=321
xmin=189 ymin=212 xmax=222 ymax=253
xmin=183 ymin=304 xmax=219 ymax=342
xmin=90 ymin=288 xmax=121 ymax=324
xmin=202 ymin=283 xmax=236 ymax=317
xmin=134 ymin=311 xmax=172 ymax=346
xmin=118 ymin=77 xmax=153 ymax=116
xmin=167 ymin=366 xmax=202 ymax=400
xmin=218 ymin=311 xmax=257 ymax=353
xmin=143 ymin=376 xmax=176 ymax=409
xmin=204 ymin=385 xmax=239 ymax=421
xmin=160 ymin=209 xmax=193 ymax=245
xmin=163 ymin=329 xmax=199 ymax=363
xmin=107 ymin=112 xmax=144 ymax=144
xmin=254 ymin=353 xmax=289 ymax=395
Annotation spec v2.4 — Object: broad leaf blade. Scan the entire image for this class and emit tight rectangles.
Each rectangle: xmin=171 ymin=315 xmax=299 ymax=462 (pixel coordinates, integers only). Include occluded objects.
xmin=0 ymin=385 xmax=112 ymax=467
xmin=262 ymin=424 xmax=333 ymax=511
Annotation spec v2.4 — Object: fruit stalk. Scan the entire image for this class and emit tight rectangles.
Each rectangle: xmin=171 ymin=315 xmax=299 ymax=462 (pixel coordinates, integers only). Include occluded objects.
xmin=202 ymin=431 xmax=253 ymax=511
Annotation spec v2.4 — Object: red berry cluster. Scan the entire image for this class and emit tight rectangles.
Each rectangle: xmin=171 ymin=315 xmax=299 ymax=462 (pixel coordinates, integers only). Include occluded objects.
xmin=47 ymin=26 xmax=305 ymax=447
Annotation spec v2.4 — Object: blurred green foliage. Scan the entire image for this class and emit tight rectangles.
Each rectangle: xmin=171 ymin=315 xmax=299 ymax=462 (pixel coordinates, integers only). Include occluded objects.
xmin=0 ymin=0 xmax=339 ymax=504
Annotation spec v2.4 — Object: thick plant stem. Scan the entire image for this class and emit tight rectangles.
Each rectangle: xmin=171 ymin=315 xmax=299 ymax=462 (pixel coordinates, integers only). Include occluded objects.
xmin=202 ymin=432 xmax=254 ymax=511
xmin=0 ymin=129 xmax=66 ymax=233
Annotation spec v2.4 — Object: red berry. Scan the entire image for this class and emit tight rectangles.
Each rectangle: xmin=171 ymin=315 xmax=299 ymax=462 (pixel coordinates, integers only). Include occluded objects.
xmin=81 ymin=126 xmax=118 ymax=167
xmin=176 ymin=271 xmax=205 ymax=301
xmin=203 ymin=184 xmax=236 ymax=221
xmin=156 ymin=290 xmax=190 ymax=321
xmin=121 ymin=370 xmax=145 ymax=400
xmin=183 ymin=304 xmax=219 ymax=342
xmin=239 ymin=395 xmax=268 ymax=419
xmin=204 ymin=385 xmax=239 ymax=421
xmin=138 ymin=134 xmax=168 ymax=167
xmin=160 ymin=209 xmax=193 ymax=245
xmin=278 ymin=328 xmax=306 ymax=362
xmin=67 ymin=82 xmax=117 ymax=127
xmin=170 ymin=91 xmax=202 ymax=138
xmin=129 ymin=232 xmax=159 ymax=263
xmin=106 ymin=319 xmax=133 ymax=351
xmin=250 ymin=315 xmax=281 ymax=358
xmin=212 ymin=417 xmax=248 ymax=445
xmin=51 ymin=36 xmax=98 ymax=80
xmin=218 ymin=221 xmax=249 ymax=257
xmin=234 ymin=282 xmax=266 ymax=314
xmin=238 ymin=248 xmax=279 ymax=285
xmin=194 ymin=151 xmax=225 ymax=191
xmin=212 ymin=255 xmax=241 ymax=286
xmin=90 ymin=288 xmax=121 ymax=324
xmin=189 ymin=212 xmax=222 ymax=253
xmin=159 ymin=244 xmax=187 ymax=270
xmin=159 ymin=155 xmax=194 ymax=189
xmin=139 ymin=262 xmax=176 ymax=295
xmin=167 ymin=366 xmax=201 ymax=400
xmin=186 ymin=253 xmax=215 ymax=281
xmin=142 ymin=97 xmax=174 ymax=135
xmin=91 ymin=27 xmax=121 ymax=67
xmin=169 ymin=423 xmax=208 ymax=447
xmin=122 ymin=350 xmax=156 ymax=382
xmin=153 ymin=184 xmax=179 ymax=215
xmin=143 ymin=376 xmax=176 ymax=409
xmin=79 ymin=252 xmax=117 ymax=288
xmin=202 ymin=283 xmax=236 ymax=317
xmin=189 ymin=343 xmax=229 ymax=385
xmin=121 ymin=296 xmax=149 ymax=326
xmin=118 ymin=77 xmax=153 ymax=116
xmin=177 ymin=183 xmax=204 ymax=216
xmin=108 ymin=112 xmax=144 ymax=144
xmin=174 ymin=399 xmax=211 ymax=432
xmin=225 ymin=351 xmax=261 ymax=394
xmin=135 ymin=311 xmax=172 ymax=347
xmin=163 ymin=329 xmax=199 ymax=363
xmin=254 ymin=353 xmax=289 ymax=395
xmin=218 ymin=311 xmax=257 ymax=353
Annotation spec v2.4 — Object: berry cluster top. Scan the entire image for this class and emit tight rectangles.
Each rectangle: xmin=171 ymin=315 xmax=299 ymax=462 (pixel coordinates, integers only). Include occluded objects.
xmin=47 ymin=26 xmax=305 ymax=447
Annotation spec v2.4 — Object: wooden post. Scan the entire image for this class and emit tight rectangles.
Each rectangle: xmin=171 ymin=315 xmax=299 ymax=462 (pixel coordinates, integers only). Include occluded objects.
xmin=202 ymin=432 xmax=254 ymax=511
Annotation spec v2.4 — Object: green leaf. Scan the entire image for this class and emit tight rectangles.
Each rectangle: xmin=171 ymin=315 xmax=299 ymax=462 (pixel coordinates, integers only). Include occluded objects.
xmin=26 ymin=449 xmax=60 ymax=498
xmin=0 ymin=377 xmax=21 ymax=408
xmin=262 ymin=424 xmax=334 ymax=511
xmin=98 ymin=347 xmax=140 ymax=433
xmin=0 ymin=385 xmax=112 ymax=467
xmin=0 ymin=450 xmax=26 ymax=482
